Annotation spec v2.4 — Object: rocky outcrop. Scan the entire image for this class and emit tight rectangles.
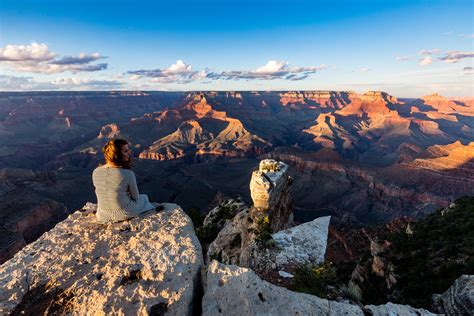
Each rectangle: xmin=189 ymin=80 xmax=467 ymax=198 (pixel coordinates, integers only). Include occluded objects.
xmin=249 ymin=159 xmax=293 ymax=231
xmin=203 ymin=260 xmax=365 ymax=316
xmin=0 ymin=203 xmax=203 ymax=315
xmin=97 ymin=123 xmax=120 ymax=139
xmin=272 ymin=216 xmax=330 ymax=268
xmin=202 ymin=198 xmax=247 ymax=229
xmin=432 ymin=275 xmax=474 ymax=315
xmin=203 ymin=260 xmax=435 ymax=316
xmin=137 ymin=97 xmax=271 ymax=161
xmin=407 ymin=141 xmax=474 ymax=179
xmin=365 ymin=302 xmax=435 ymax=315
xmin=206 ymin=159 xmax=294 ymax=267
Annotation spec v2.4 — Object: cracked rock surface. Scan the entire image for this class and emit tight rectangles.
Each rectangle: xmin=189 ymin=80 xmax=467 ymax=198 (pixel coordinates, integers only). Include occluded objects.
xmin=202 ymin=260 xmax=437 ymax=316
xmin=0 ymin=202 xmax=203 ymax=315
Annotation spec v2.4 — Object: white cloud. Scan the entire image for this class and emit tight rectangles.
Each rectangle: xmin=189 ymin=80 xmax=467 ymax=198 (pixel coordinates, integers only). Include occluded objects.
xmin=360 ymin=67 xmax=371 ymax=72
xmin=418 ymin=49 xmax=440 ymax=55
xmin=255 ymin=60 xmax=288 ymax=74
xmin=127 ymin=60 xmax=197 ymax=84
xmin=0 ymin=42 xmax=108 ymax=74
xmin=51 ymin=52 xmax=106 ymax=65
xmin=206 ymin=60 xmax=325 ymax=81
xmin=165 ymin=60 xmax=193 ymax=74
xmin=419 ymin=55 xmax=433 ymax=66
xmin=127 ymin=59 xmax=325 ymax=83
xmin=439 ymin=51 xmax=474 ymax=63
xmin=13 ymin=62 xmax=108 ymax=73
xmin=0 ymin=74 xmax=122 ymax=91
xmin=0 ymin=43 xmax=56 ymax=62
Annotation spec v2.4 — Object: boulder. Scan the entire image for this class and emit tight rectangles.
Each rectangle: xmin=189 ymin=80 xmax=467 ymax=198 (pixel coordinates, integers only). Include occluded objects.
xmin=432 ymin=274 xmax=474 ymax=315
xmin=272 ymin=216 xmax=330 ymax=268
xmin=0 ymin=203 xmax=203 ymax=315
xmin=206 ymin=159 xmax=294 ymax=267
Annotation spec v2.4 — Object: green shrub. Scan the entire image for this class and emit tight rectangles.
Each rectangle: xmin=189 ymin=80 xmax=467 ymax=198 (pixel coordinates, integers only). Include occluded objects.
xmin=186 ymin=206 xmax=204 ymax=228
xmin=293 ymin=262 xmax=337 ymax=298
xmin=340 ymin=281 xmax=362 ymax=303
xmin=196 ymin=223 xmax=221 ymax=244
xmin=388 ymin=196 xmax=474 ymax=308
xmin=255 ymin=216 xmax=273 ymax=245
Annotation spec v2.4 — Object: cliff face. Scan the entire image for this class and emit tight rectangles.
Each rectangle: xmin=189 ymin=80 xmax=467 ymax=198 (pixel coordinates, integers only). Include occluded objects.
xmin=0 ymin=203 xmax=203 ymax=315
xmin=0 ymin=158 xmax=471 ymax=315
xmin=325 ymin=196 xmax=474 ymax=309
xmin=206 ymin=159 xmax=294 ymax=267
xmin=0 ymin=168 xmax=69 ymax=264
xmin=265 ymin=147 xmax=472 ymax=224
xmin=2 ymin=90 xmax=472 ymax=238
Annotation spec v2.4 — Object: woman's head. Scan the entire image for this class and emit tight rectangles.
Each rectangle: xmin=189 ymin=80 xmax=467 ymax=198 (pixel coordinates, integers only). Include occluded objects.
xmin=102 ymin=139 xmax=132 ymax=169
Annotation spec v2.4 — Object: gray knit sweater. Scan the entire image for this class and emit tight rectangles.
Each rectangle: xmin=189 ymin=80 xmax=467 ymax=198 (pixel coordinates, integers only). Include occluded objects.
xmin=92 ymin=165 xmax=155 ymax=223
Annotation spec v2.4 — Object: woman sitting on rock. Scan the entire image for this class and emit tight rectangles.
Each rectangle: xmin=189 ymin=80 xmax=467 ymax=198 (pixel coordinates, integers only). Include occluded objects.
xmin=92 ymin=138 xmax=157 ymax=223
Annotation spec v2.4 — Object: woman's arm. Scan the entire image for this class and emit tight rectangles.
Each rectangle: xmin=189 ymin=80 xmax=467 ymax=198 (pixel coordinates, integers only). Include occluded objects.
xmin=127 ymin=170 xmax=140 ymax=201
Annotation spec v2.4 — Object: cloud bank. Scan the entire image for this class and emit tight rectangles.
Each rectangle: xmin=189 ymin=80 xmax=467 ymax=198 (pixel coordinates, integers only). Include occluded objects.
xmin=439 ymin=51 xmax=474 ymax=63
xmin=127 ymin=60 xmax=325 ymax=83
xmin=0 ymin=74 xmax=121 ymax=91
xmin=0 ymin=43 xmax=108 ymax=73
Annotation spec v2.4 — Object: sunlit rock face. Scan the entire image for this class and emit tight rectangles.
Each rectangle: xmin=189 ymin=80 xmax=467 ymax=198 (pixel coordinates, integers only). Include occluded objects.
xmin=137 ymin=95 xmax=272 ymax=162
xmin=406 ymin=141 xmax=474 ymax=176
xmin=206 ymin=159 xmax=294 ymax=267
xmin=249 ymin=159 xmax=293 ymax=231
xmin=0 ymin=203 xmax=203 ymax=315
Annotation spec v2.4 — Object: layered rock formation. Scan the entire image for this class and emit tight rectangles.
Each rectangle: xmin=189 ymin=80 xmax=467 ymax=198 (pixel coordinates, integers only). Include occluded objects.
xmin=206 ymin=159 xmax=294 ymax=267
xmin=1 ymin=89 xmax=474 ymax=273
xmin=137 ymin=95 xmax=272 ymax=161
xmin=0 ymin=203 xmax=203 ymax=315
xmin=406 ymin=141 xmax=474 ymax=178
xmin=0 ymin=168 xmax=69 ymax=264
xmin=249 ymin=159 xmax=293 ymax=230
xmin=1 ymin=156 xmax=472 ymax=315
xmin=432 ymin=275 xmax=474 ymax=315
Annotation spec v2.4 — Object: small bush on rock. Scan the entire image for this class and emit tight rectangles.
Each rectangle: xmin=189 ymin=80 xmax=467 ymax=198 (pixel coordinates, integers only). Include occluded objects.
xmin=340 ymin=281 xmax=362 ymax=303
xmin=255 ymin=216 xmax=273 ymax=246
xmin=293 ymin=262 xmax=337 ymax=298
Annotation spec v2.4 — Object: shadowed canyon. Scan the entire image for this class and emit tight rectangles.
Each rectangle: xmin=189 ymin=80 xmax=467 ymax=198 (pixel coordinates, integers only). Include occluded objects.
xmin=1 ymin=90 xmax=473 ymax=263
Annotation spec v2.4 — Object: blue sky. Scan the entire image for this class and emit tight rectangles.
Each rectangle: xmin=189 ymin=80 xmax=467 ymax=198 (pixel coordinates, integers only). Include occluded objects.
xmin=0 ymin=0 xmax=473 ymax=96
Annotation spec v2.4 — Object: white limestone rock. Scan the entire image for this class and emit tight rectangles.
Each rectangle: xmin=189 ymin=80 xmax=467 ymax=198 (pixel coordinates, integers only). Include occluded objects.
xmin=250 ymin=159 xmax=290 ymax=212
xmin=278 ymin=271 xmax=294 ymax=278
xmin=272 ymin=216 xmax=331 ymax=268
xmin=203 ymin=260 xmax=364 ymax=316
xmin=0 ymin=202 xmax=203 ymax=315
xmin=432 ymin=274 xmax=474 ymax=315
xmin=202 ymin=198 xmax=246 ymax=228
xmin=365 ymin=302 xmax=436 ymax=315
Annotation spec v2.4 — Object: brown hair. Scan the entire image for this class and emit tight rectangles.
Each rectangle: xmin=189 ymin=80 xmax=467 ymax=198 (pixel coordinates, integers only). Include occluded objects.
xmin=101 ymin=139 xmax=132 ymax=169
